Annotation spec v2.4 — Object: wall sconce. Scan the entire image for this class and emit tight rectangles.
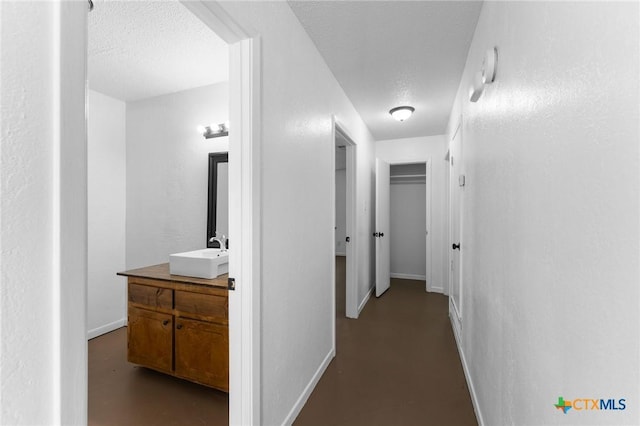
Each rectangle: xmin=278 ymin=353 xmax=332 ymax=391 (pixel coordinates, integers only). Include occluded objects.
xmin=198 ymin=122 xmax=229 ymax=139
xmin=469 ymin=72 xmax=484 ymax=102
xmin=469 ymin=47 xmax=498 ymax=103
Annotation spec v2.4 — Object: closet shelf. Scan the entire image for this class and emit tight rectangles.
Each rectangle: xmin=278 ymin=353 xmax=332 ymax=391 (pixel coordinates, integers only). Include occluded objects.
xmin=390 ymin=174 xmax=425 ymax=179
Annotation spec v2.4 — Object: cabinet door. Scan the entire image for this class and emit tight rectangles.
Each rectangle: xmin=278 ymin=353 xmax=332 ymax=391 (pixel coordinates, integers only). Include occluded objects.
xmin=175 ymin=317 xmax=229 ymax=391
xmin=128 ymin=307 xmax=173 ymax=373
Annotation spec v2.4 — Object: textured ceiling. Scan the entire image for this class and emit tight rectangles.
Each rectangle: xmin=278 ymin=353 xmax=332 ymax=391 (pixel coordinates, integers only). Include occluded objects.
xmin=89 ymin=0 xmax=228 ymax=101
xmin=289 ymin=1 xmax=483 ymax=140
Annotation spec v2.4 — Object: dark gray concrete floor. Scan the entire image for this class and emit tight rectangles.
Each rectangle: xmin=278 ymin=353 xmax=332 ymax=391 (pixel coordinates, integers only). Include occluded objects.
xmin=295 ymin=256 xmax=477 ymax=426
xmin=88 ymin=327 xmax=228 ymax=426
xmin=89 ymin=257 xmax=476 ymax=425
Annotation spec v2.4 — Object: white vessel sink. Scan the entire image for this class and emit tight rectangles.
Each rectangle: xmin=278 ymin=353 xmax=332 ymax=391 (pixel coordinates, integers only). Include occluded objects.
xmin=169 ymin=248 xmax=229 ymax=279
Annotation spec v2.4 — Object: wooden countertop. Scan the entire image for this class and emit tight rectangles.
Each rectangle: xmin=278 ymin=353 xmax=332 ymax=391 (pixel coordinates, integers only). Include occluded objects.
xmin=118 ymin=263 xmax=228 ymax=289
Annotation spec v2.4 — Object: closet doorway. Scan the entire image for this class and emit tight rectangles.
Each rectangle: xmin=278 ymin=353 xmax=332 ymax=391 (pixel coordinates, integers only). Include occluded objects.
xmin=388 ymin=161 xmax=432 ymax=291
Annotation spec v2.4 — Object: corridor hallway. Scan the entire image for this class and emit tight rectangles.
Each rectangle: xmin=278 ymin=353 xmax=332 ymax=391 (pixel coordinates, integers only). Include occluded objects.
xmin=295 ymin=257 xmax=477 ymax=425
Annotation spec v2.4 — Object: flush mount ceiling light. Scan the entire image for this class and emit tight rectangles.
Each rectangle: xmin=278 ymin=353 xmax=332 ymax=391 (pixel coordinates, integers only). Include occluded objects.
xmin=389 ymin=106 xmax=415 ymax=122
xmin=198 ymin=122 xmax=229 ymax=139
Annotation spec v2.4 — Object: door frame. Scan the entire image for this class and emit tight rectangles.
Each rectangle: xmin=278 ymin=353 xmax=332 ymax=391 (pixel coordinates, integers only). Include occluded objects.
xmin=424 ymin=158 xmax=433 ymax=292
xmin=384 ymin=159 xmax=433 ymax=291
xmin=180 ymin=3 xmax=262 ymax=424
xmin=331 ymin=117 xmax=359 ymax=320
xmin=57 ymin=1 xmax=262 ymax=424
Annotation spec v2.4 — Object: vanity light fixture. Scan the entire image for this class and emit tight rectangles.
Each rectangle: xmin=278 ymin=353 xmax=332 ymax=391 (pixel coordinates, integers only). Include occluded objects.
xmin=389 ymin=106 xmax=415 ymax=122
xmin=198 ymin=122 xmax=229 ymax=139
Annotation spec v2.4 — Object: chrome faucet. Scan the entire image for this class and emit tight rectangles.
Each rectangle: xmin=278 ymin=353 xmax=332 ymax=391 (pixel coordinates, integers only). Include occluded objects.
xmin=209 ymin=234 xmax=227 ymax=252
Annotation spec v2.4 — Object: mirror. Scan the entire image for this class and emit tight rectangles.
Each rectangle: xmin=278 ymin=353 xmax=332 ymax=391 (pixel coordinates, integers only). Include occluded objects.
xmin=207 ymin=153 xmax=228 ymax=248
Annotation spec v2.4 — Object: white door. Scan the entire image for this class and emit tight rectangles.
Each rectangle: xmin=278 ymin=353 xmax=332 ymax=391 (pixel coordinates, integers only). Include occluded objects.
xmin=375 ymin=159 xmax=391 ymax=297
xmin=450 ymin=125 xmax=463 ymax=320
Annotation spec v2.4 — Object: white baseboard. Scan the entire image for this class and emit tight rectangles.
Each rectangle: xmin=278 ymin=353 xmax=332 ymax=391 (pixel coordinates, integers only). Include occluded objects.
xmin=429 ymin=286 xmax=444 ymax=294
xmin=449 ymin=304 xmax=484 ymax=426
xmin=87 ymin=317 xmax=126 ymax=340
xmin=282 ymin=348 xmax=335 ymax=425
xmin=390 ymin=272 xmax=426 ymax=281
xmin=357 ymin=286 xmax=374 ymax=315
xmin=335 ymin=252 xmax=346 ymax=257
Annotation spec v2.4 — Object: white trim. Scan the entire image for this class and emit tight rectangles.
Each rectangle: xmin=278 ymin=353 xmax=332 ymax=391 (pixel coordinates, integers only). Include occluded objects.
xmin=333 ymin=117 xmax=358 ymax=320
xmin=345 ymin=142 xmax=357 ymax=318
xmin=357 ymin=286 xmax=374 ymax=315
xmin=335 ymin=252 xmax=346 ymax=257
xmin=179 ymin=3 xmax=262 ymax=425
xmin=442 ymin=151 xmax=450 ymax=297
xmin=425 ymin=158 xmax=433 ymax=293
xmin=430 ymin=286 xmax=444 ymax=294
xmin=382 ymin=159 xmax=433 ymax=294
xmin=87 ymin=319 xmax=126 ymax=340
xmin=449 ymin=305 xmax=484 ymax=426
xmin=230 ymin=37 xmax=262 ymax=426
xmin=181 ymin=1 xmax=249 ymax=43
xmin=390 ymin=272 xmax=426 ymax=281
xmin=330 ymin=122 xmax=337 ymax=367
xmin=58 ymin=3 xmax=88 ymax=424
xmin=281 ymin=348 xmax=335 ymax=426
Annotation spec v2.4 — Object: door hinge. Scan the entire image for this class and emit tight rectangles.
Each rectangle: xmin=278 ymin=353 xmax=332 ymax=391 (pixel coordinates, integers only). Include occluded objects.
xmin=228 ymin=277 xmax=236 ymax=291
xmin=459 ymin=175 xmax=466 ymax=187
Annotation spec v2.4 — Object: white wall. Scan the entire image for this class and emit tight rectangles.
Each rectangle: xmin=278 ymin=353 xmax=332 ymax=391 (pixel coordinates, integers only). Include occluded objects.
xmin=390 ymin=182 xmax=426 ymax=279
xmin=126 ymin=83 xmax=229 ymax=269
xmin=377 ymin=135 xmax=448 ymax=291
xmin=218 ymin=3 xmax=376 ymax=424
xmin=335 ymin=168 xmax=347 ymax=255
xmin=88 ymin=90 xmax=127 ymax=338
xmin=1 ymin=4 xmax=58 ymax=423
xmin=446 ymin=2 xmax=639 ymax=425
xmin=1 ymin=2 xmax=87 ymax=424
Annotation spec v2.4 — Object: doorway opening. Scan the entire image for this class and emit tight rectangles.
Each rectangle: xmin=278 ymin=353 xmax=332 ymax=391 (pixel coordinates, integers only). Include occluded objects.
xmin=374 ymin=159 xmax=433 ymax=297
xmin=332 ymin=120 xmax=358 ymax=324
xmin=87 ymin=1 xmax=231 ymax=423
xmin=390 ymin=163 xmax=428 ymax=281
xmin=77 ymin=1 xmax=262 ymax=424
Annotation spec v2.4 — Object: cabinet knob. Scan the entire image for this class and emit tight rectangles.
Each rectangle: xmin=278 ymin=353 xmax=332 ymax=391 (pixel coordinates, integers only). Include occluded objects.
xmin=162 ymin=320 xmax=169 ymax=326
xmin=176 ymin=324 xmax=183 ymax=330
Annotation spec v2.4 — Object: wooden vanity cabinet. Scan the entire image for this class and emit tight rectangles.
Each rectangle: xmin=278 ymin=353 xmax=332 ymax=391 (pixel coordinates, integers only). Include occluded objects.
xmin=175 ymin=317 xmax=228 ymax=390
xmin=120 ymin=264 xmax=229 ymax=392
xmin=127 ymin=307 xmax=173 ymax=373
